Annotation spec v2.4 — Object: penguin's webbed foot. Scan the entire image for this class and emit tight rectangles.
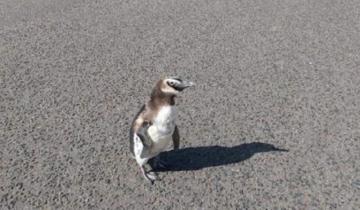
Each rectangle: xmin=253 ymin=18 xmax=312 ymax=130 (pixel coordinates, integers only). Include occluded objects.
xmin=146 ymin=171 xmax=158 ymax=182
xmin=141 ymin=166 xmax=158 ymax=183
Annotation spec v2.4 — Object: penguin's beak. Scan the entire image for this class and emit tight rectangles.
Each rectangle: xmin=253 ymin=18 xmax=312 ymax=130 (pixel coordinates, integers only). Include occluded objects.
xmin=176 ymin=80 xmax=194 ymax=91
xmin=182 ymin=80 xmax=195 ymax=88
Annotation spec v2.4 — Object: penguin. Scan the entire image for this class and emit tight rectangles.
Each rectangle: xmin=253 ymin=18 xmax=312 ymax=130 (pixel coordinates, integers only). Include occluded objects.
xmin=129 ymin=77 xmax=194 ymax=182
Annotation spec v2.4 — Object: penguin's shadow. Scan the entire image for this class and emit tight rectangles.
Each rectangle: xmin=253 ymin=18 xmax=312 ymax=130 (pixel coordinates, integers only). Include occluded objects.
xmin=151 ymin=142 xmax=288 ymax=172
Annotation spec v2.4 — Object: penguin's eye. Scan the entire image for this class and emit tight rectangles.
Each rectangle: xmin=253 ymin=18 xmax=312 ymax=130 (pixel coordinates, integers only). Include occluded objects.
xmin=169 ymin=81 xmax=175 ymax=86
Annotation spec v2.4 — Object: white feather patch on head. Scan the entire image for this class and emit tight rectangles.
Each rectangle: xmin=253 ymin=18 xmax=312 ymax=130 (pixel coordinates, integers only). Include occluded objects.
xmin=161 ymin=78 xmax=181 ymax=94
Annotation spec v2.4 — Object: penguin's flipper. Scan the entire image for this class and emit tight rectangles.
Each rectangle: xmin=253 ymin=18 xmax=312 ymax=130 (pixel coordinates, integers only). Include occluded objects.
xmin=137 ymin=121 xmax=152 ymax=146
xmin=137 ymin=122 xmax=153 ymax=158
xmin=172 ymin=125 xmax=180 ymax=150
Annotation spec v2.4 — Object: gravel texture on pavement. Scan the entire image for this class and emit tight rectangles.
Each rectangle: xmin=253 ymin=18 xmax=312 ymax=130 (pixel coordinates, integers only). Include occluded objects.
xmin=1 ymin=0 xmax=360 ymax=209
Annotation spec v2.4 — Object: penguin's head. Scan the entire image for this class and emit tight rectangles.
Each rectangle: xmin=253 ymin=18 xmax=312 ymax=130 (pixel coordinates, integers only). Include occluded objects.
xmin=161 ymin=77 xmax=194 ymax=95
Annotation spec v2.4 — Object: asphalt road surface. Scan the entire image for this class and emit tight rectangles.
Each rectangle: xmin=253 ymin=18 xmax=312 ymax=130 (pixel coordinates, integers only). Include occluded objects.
xmin=1 ymin=0 xmax=360 ymax=209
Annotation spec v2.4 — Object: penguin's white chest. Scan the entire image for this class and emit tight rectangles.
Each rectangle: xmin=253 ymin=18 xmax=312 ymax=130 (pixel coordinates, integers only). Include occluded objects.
xmin=148 ymin=106 xmax=177 ymax=153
